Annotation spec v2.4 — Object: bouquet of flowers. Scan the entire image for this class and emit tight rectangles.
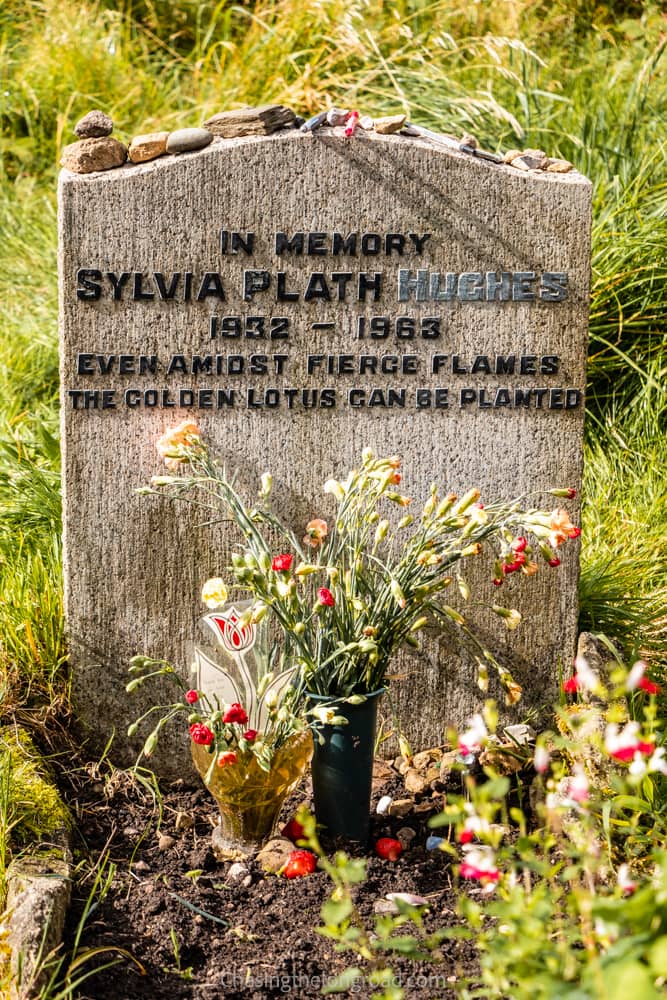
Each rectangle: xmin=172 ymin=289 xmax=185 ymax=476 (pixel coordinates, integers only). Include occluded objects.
xmin=142 ymin=420 xmax=580 ymax=709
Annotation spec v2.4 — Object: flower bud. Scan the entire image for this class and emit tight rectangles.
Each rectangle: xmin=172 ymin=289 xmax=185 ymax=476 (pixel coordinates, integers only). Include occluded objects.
xmin=346 ymin=694 xmax=366 ymax=705
xmin=398 ymin=515 xmax=413 ymax=529
xmin=294 ymin=563 xmax=320 ymax=577
xmin=323 ymin=479 xmax=345 ymax=500
xmin=129 ymin=655 xmax=150 ymax=670
xmin=143 ymin=731 xmax=159 ymax=758
xmin=260 ymin=472 xmax=273 ymax=497
xmin=127 ymin=722 xmax=139 ymax=737
xmin=461 ymin=542 xmax=482 ymax=557
xmin=457 ymin=576 xmax=470 ymax=600
xmin=390 ymin=578 xmax=406 ymax=608
xmin=374 ymin=519 xmax=389 ymax=544
xmin=441 ymin=606 xmax=465 ymax=625
xmin=492 ymin=605 xmax=522 ymax=630
xmin=362 ymin=447 xmax=374 ymax=464
xmin=259 ymin=551 xmax=271 ymax=574
xmin=125 ymin=678 xmax=143 ymax=693
xmin=293 ymin=622 xmax=306 ymax=635
xmin=410 ymin=616 xmax=428 ymax=632
xmin=454 ymin=488 xmax=481 ymax=514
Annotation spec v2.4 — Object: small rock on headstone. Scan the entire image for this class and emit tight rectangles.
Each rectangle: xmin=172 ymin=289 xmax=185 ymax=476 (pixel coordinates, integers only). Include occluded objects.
xmin=503 ymin=148 xmax=524 ymax=164
xmin=374 ymin=113 xmax=406 ymax=134
xmin=203 ymin=105 xmax=295 ymax=138
xmin=460 ymin=134 xmax=478 ymax=149
xmin=359 ymin=115 xmax=374 ymax=130
xmin=60 ymin=137 xmax=127 ymax=174
xmin=74 ymin=110 xmax=113 ymax=138
xmin=387 ymin=798 xmax=413 ymax=818
xmin=426 ymin=835 xmax=445 ymax=851
xmin=166 ymin=128 xmax=213 ymax=155
xmin=128 ymin=131 xmax=169 ymax=164
xmin=326 ymin=107 xmax=349 ymax=126
xmin=510 ymin=154 xmax=544 ymax=171
xmin=546 ymin=158 xmax=574 ymax=173
xmin=158 ymin=833 xmax=176 ymax=851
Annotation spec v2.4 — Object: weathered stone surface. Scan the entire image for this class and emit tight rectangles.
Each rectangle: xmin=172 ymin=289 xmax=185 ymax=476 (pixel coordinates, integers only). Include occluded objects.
xmin=74 ymin=109 xmax=113 ymax=138
xmin=59 ymin=131 xmax=591 ymax=774
xmin=203 ymin=104 xmax=295 ymax=138
xmin=3 ymin=831 xmax=72 ymax=999
xmin=374 ymin=114 xmax=406 ymax=134
xmin=166 ymin=128 xmax=213 ymax=154
xmin=60 ymin=137 xmax=127 ymax=174
xmin=128 ymin=131 xmax=169 ymax=163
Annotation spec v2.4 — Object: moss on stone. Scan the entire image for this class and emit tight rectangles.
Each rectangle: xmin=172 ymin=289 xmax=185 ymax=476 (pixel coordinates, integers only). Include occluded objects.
xmin=0 ymin=725 xmax=71 ymax=854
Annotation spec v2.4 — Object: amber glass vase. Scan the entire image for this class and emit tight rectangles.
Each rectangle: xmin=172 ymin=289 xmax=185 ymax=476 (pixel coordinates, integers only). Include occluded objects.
xmin=191 ymin=730 xmax=312 ymax=853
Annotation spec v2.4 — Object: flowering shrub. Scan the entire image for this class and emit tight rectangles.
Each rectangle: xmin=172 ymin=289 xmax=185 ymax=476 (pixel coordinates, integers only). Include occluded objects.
xmin=299 ymin=645 xmax=666 ymax=999
xmin=142 ymin=422 xmax=580 ymax=704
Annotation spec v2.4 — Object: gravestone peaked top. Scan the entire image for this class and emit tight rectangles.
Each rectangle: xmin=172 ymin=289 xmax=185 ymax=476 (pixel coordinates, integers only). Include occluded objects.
xmin=59 ymin=127 xmax=591 ymax=774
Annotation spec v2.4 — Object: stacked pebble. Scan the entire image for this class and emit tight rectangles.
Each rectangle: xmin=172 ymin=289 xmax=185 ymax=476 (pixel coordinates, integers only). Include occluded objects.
xmin=59 ymin=105 xmax=575 ymax=176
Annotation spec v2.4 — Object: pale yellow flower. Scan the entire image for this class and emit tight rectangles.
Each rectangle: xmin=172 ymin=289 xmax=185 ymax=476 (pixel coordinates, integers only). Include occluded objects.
xmin=201 ymin=577 xmax=228 ymax=608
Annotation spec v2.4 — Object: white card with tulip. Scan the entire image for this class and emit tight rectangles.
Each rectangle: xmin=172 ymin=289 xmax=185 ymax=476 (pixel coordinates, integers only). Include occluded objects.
xmin=191 ymin=601 xmax=297 ymax=731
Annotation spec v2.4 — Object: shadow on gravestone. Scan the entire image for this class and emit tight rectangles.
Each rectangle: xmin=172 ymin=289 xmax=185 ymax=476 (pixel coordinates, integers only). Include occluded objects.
xmin=59 ymin=127 xmax=591 ymax=777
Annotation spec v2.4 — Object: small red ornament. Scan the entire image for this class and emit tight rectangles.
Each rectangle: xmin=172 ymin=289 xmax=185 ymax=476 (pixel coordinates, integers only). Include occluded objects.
xmin=281 ymin=817 xmax=306 ymax=843
xmin=283 ymin=849 xmax=317 ymax=878
xmin=375 ymin=838 xmax=403 ymax=861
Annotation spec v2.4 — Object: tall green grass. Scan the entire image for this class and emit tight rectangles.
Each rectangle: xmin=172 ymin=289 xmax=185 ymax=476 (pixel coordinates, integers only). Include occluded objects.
xmin=0 ymin=0 xmax=664 ymax=725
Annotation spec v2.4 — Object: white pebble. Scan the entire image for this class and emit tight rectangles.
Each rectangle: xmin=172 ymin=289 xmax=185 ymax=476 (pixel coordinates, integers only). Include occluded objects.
xmin=376 ymin=794 xmax=393 ymax=815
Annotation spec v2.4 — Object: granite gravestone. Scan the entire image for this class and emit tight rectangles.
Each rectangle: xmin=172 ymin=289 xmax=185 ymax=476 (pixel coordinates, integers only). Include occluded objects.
xmin=59 ymin=127 xmax=591 ymax=771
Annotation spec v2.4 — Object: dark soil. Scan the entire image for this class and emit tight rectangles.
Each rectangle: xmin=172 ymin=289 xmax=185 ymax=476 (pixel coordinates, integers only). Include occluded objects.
xmin=57 ymin=758 xmax=480 ymax=1000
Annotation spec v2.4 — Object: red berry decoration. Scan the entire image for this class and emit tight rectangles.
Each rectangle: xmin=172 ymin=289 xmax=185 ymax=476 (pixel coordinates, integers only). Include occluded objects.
xmin=281 ymin=817 xmax=306 ymax=843
xmin=375 ymin=838 xmax=403 ymax=861
xmin=283 ymin=849 xmax=317 ymax=878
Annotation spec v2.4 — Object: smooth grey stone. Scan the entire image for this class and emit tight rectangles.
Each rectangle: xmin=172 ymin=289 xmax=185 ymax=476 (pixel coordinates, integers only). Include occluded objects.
xmin=166 ymin=128 xmax=213 ymax=154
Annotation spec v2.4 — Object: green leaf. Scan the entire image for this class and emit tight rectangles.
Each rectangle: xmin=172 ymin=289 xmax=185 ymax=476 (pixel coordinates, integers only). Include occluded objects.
xmin=648 ymin=937 xmax=667 ymax=977
xmin=321 ymin=897 xmax=354 ymax=926
xmin=322 ymin=967 xmax=364 ymax=994
xmin=599 ymin=960 xmax=661 ymax=1000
